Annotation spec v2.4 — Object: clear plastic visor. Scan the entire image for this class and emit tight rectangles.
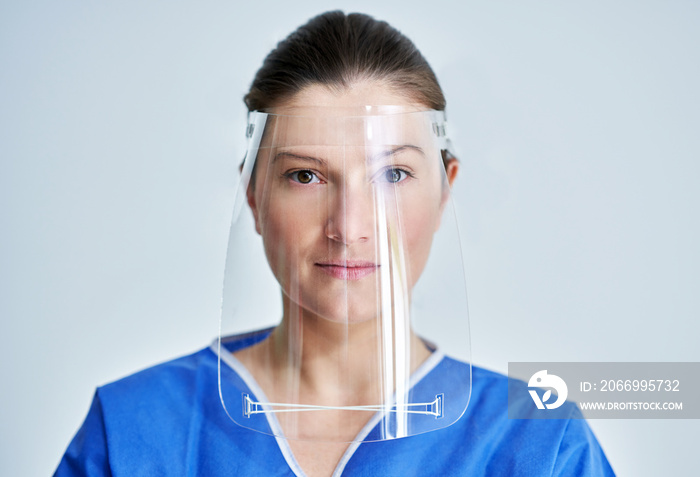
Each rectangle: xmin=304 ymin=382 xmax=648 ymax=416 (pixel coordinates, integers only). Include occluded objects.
xmin=218 ymin=108 xmax=471 ymax=442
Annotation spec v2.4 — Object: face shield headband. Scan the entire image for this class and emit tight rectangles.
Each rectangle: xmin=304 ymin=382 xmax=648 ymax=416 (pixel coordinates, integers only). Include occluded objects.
xmin=218 ymin=107 xmax=471 ymax=443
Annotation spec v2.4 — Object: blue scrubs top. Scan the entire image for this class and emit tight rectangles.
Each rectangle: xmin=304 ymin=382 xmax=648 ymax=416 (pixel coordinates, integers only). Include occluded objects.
xmin=55 ymin=329 xmax=614 ymax=476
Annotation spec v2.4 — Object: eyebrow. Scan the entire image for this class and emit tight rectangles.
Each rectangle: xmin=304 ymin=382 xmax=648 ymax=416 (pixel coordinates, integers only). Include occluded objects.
xmin=373 ymin=145 xmax=425 ymax=162
xmin=273 ymin=152 xmax=325 ymax=165
xmin=273 ymin=145 xmax=424 ymax=165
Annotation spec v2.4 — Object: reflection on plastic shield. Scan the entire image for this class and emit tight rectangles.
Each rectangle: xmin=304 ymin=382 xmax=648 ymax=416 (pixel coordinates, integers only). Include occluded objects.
xmin=218 ymin=107 xmax=471 ymax=442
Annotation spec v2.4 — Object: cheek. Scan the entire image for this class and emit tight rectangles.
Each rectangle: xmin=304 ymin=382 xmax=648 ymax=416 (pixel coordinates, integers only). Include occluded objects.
xmin=259 ymin=206 xmax=296 ymax=280
xmin=258 ymin=199 xmax=322 ymax=282
xmin=397 ymin=194 xmax=444 ymax=286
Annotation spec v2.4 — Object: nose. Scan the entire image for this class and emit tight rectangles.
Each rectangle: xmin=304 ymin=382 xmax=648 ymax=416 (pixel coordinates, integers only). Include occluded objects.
xmin=325 ymin=182 xmax=375 ymax=245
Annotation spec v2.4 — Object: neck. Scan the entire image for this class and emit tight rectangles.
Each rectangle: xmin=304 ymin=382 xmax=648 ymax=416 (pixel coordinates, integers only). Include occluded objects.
xmin=269 ymin=295 xmax=385 ymax=400
xmin=234 ymin=293 xmax=431 ymax=407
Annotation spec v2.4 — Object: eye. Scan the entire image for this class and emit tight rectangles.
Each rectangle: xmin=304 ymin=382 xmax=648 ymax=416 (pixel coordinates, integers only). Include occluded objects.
xmin=288 ymin=170 xmax=320 ymax=184
xmin=383 ymin=168 xmax=411 ymax=184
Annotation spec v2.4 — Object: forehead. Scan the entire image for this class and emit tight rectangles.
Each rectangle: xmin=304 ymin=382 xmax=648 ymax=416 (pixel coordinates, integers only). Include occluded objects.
xmin=260 ymin=112 xmax=437 ymax=149
xmin=276 ymin=81 xmax=423 ymax=111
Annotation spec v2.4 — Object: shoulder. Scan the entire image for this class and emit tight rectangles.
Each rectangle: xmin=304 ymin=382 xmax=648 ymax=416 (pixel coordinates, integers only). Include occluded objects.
xmin=55 ymin=339 xmax=277 ymax=476
xmin=96 ymin=329 xmax=270 ymax=411
xmin=80 ymin=329 xmax=271 ymax=440
xmin=54 ymin=346 xmax=222 ymax=476
xmin=94 ymin=346 xmax=223 ymax=452
xmin=462 ymin=363 xmax=615 ymax=476
xmin=97 ymin=346 xmax=216 ymax=408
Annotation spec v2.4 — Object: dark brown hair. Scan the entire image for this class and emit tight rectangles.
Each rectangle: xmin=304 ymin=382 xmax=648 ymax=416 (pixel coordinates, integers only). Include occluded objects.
xmin=244 ymin=11 xmax=446 ymax=112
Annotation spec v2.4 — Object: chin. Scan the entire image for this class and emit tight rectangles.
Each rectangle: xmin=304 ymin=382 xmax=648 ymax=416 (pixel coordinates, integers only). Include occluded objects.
xmin=321 ymin=304 xmax=380 ymax=325
xmin=292 ymin=293 xmax=382 ymax=325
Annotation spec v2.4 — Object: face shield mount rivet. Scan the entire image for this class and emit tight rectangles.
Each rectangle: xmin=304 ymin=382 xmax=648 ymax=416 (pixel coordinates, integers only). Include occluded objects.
xmin=432 ymin=122 xmax=446 ymax=138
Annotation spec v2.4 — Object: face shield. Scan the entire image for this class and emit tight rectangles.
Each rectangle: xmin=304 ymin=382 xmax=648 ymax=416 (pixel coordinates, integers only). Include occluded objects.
xmin=218 ymin=106 xmax=471 ymax=443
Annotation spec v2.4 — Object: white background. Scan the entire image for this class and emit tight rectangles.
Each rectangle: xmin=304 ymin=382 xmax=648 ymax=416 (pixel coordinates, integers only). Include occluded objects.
xmin=1 ymin=1 xmax=698 ymax=475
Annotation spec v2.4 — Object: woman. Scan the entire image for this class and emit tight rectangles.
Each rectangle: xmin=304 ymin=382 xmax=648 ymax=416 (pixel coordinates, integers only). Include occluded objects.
xmin=55 ymin=11 xmax=613 ymax=476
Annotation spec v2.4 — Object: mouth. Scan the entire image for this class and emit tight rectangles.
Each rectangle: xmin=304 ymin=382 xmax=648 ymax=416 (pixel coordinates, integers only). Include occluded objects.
xmin=315 ymin=260 xmax=379 ymax=281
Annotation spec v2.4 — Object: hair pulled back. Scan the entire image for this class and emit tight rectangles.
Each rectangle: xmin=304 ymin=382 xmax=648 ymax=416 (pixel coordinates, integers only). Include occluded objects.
xmin=245 ymin=11 xmax=445 ymax=112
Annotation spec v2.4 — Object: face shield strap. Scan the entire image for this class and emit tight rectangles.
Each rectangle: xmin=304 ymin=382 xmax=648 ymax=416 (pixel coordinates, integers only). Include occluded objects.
xmin=245 ymin=110 xmax=451 ymax=149
xmin=242 ymin=393 xmax=444 ymax=419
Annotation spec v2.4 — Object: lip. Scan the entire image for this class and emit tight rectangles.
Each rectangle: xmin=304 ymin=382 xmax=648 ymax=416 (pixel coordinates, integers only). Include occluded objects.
xmin=315 ymin=261 xmax=379 ymax=280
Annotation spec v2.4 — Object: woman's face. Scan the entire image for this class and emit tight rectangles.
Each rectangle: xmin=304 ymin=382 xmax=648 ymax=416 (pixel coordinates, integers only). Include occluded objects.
xmin=246 ymin=80 xmax=458 ymax=323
